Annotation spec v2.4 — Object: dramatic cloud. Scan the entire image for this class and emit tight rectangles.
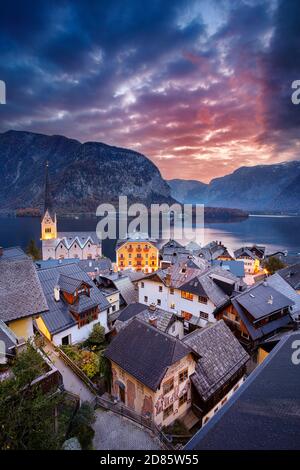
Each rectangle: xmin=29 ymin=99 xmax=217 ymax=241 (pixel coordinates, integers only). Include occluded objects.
xmin=0 ymin=0 xmax=299 ymax=182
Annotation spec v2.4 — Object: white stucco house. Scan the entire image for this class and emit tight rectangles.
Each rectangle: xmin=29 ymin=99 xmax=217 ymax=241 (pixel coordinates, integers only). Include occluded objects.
xmin=138 ymin=261 xmax=245 ymax=333
xmin=35 ymin=263 xmax=110 ymax=346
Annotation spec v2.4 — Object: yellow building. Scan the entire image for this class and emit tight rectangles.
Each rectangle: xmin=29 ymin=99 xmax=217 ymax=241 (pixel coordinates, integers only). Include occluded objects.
xmin=116 ymin=239 xmax=159 ymax=273
xmin=0 ymin=248 xmax=49 ymax=341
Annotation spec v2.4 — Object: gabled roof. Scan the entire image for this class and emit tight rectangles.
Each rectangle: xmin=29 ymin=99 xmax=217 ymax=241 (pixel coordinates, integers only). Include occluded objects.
xmin=234 ymin=247 xmax=258 ymax=260
xmin=117 ymin=302 xmax=175 ymax=333
xmin=267 ymin=272 xmax=300 ymax=318
xmin=235 ymin=283 xmax=294 ymax=320
xmin=277 ymin=262 xmax=300 ymax=290
xmin=183 ymin=320 xmax=249 ymax=401
xmin=38 ymin=263 xmax=109 ymax=334
xmin=98 ymin=273 xmax=138 ymax=305
xmin=0 ymin=258 xmax=48 ymax=322
xmin=57 ymin=274 xmax=92 ymax=294
xmin=104 ymin=318 xmax=196 ymax=391
xmin=180 ymin=266 xmax=245 ymax=307
xmin=185 ymin=332 xmax=300 ymax=450
xmin=145 ymin=261 xmax=204 ymax=289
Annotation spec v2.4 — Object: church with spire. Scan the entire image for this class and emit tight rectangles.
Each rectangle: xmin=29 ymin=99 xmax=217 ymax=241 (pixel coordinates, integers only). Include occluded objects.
xmin=41 ymin=162 xmax=102 ymax=261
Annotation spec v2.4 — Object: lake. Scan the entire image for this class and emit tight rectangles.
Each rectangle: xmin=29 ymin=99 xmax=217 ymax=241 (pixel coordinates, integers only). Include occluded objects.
xmin=0 ymin=214 xmax=300 ymax=261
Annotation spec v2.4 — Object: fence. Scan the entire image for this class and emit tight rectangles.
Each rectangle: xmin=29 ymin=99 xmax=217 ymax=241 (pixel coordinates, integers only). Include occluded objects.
xmin=57 ymin=347 xmax=100 ymax=395
xmin=96 ymin=394 xmax=174 ymax=450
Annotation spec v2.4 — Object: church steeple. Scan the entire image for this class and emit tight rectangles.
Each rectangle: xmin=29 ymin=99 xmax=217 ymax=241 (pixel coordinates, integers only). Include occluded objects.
xmin=41 ymin=161 xmax=57 ymax=240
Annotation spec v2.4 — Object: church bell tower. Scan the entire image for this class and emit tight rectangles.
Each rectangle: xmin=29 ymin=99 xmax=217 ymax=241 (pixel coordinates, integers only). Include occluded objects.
xmin=41 ymin=161 xmax=57 ymax=240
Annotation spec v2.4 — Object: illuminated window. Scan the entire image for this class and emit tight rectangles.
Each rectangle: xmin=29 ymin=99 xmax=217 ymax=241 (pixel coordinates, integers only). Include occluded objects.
xmin=181 ymin=291 xmax=193 ymax=301
xmin=170 ymin=288 xmax=174 ymax=295
xmin=45 ymin=228 xmax=51 ymax=233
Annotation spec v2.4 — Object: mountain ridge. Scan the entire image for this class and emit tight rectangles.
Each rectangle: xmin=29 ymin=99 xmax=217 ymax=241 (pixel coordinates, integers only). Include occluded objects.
xmin=0 ymin=130 xmax=174 ymax=214
xmin=168 ymin=160 xmax=300 ymax=212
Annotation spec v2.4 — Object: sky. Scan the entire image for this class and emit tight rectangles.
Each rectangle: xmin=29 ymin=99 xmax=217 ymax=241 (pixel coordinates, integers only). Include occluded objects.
xmin=0 ymin=0 xmax=299 ymax=182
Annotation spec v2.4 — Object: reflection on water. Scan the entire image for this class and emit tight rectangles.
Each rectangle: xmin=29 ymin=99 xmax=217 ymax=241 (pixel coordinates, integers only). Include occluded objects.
xmin=0 ymin=214 xmax=300 ymax=261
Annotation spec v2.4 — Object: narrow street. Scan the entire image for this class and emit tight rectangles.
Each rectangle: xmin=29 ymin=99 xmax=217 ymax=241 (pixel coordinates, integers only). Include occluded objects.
xmin=42 ymin=341 xmax=95 ymax=403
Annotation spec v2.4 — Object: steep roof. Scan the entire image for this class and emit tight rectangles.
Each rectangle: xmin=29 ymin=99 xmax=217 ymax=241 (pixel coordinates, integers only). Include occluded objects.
xmin=234 ymin=247 xmax=258 ymax=260
xmin=57 ymin=274 xmax=92 ymax=294
xmin=235 ymin=283 xmax=294 ymax=320
xmin=38 ymin=263 xmax=109 ymax=334
xmin=183 ymin=320 xmax=249 ymax=401
xmin=117 ymin=302 xmax=175 ymax=333
xmin=0 ymin=258 xmax=48 ymax=322
xmin=212 ymin=260 xmax=245 ymax=278
xmin=180 ymin=266 xmax=245 ymax=307
xmin=277 ymin=262 xmax=300 ymax=290
xmin=104 ymin=318 xmax=196 ymax=391
xmin=266 ymin=273 xmax=300 ymax=318
xmin=185 ymin=332 xmax=300 ymax=450
xmin=1 ymin=246 xmax=29 ymax=261
xmin=98 ymin=272 xmax=140 ymax=305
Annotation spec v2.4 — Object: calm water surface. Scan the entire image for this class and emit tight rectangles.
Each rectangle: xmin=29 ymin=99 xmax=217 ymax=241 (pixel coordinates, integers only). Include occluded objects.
xmin=0 ymin=214 xmax=300 ymax=260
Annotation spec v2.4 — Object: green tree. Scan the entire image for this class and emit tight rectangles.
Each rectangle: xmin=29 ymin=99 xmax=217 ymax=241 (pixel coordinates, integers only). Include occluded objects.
xmin=68 ymin=402 xmax=95 ymax=450
xmin=84 ymin=324 xmax=106 ymax=351
xmin=263 ymin=256 xmax=286 ymax=275
xmin=26 ymin=239 xmax=41 ymax=260
xmin=0 ymin=345 xmax=65 ymax=450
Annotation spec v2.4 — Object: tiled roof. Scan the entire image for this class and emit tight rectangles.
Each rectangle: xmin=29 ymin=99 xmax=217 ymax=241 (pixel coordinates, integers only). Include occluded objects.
xmin=183 ymin=320 xmax=249 ymax=401
xmin=277 ymin=262 xmax=300 ymax=290
xmin=57 ymin=273 xmax=92 ymax=294
xmin=185 ymin=332 xmax=300 ymax=450
xmin=267 ymin=273 xmax=300 ymax=318
xmin=181 ymin=266 xmax=245 ymax=308
xmin=78 ymin=258 xmax=112 ymax=274
xmin=0 ymin=258 xmax=48 ymax=322
xmin=104 ymin=318 xmax=195 ymax=391
xmin=212 ymin=260 xmax=245 ymax=278
xmin=117 ymin=302 xmax=175 ymax=333
xmin=98 ymin=273 xmax=138 ymax=305
xmin=235 ymin=283 xmax=294 ymax=320
xmin=38 ymin=263 xmax=109 ymax=334
xmin=1 ymin=246 xmax=29 ymax=261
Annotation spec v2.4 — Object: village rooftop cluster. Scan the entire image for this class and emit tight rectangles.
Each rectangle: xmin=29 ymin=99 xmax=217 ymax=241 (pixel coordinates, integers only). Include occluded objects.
xmin=1 ymin=179 xmax=300 ymax=451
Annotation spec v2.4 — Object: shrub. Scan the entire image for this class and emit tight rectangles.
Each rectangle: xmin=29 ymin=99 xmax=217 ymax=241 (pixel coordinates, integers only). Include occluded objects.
xmin=69 ymin=402 xmax=95 ymax=450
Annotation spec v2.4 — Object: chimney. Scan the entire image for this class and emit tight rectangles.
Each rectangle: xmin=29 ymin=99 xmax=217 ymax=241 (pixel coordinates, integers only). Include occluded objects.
xmin=148 ymin=305 xmax=157 ymax=327
xmin=54 ymin=285 xmax=60 ymax=302
xmin=267 ymin=294 xmax=273 ymax=305
xmin=0 ymin=246 xmax=3 ymax=257
xmin=89 ymin=261 xmax=92 ymax=268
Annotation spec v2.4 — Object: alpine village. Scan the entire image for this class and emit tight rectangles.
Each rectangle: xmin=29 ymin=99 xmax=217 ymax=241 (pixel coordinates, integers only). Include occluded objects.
xmin=0 ymin=164 xmax=299 ymax=452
